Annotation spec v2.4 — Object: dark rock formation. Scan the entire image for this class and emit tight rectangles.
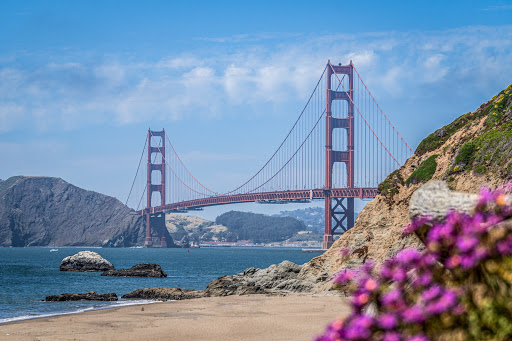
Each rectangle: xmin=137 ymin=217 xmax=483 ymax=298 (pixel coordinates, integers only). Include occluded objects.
xmin=101 ymin=263 xmax=167 ymax=277
xmin=60 ymin=251 xmax=115 ymax=272
xmin=122 ymin=287 xmax=201 ymax=301
xmin=45 ymin=291 xmax=118 ymax=301
xmin=122 ymin=260 xmax=312 ymax=301
xmin=0 ymin=176 xmax=175 ymax=247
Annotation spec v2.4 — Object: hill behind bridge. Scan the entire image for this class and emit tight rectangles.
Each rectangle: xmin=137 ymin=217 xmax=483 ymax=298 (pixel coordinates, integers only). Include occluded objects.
xmin=0 ymin=176 xmax=174 ymax=247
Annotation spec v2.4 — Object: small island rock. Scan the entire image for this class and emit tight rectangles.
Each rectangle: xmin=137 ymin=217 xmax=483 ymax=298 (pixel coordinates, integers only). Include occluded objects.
xmin=101 ymin=263 xmax=167 ymax=278
xmin=45 ymin=291 xmax=118 ymax=301
xmin=60 ymin=251 xmax=115 ymax=272
xmin=122 ymin=287 xmax=200 ymax=301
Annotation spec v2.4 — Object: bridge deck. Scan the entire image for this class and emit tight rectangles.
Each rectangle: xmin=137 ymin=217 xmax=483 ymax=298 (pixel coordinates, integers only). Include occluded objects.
xmin=138 ymin=187 xmax=378 ymax=215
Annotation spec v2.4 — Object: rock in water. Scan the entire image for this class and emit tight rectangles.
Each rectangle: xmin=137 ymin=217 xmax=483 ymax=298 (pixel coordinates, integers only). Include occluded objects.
xmin=122 ymin=287 xmax=200 ymax=301
xmin=45 ymin=291 xmax=117 ymax=301
xmin=101 ymin=263 xmax=167 ymax=277
xmin=60 ymin=251 xmax=115 ymax=272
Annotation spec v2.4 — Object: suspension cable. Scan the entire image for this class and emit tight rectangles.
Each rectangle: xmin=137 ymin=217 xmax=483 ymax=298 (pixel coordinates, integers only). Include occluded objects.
xmin=329 ymin=62 xmax=401 ymax=166
xmin=125 ymin=136 xmax=147 ymax=206
xmin=351 ymin=63 xmax=414 ymax=154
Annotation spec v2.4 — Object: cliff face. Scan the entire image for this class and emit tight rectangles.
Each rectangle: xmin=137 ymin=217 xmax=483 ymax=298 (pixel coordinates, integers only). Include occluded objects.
xmin=299 ymin=83 xmax=512 ymax=292
xmin=0 ymin=176 xmax=174 ymax=247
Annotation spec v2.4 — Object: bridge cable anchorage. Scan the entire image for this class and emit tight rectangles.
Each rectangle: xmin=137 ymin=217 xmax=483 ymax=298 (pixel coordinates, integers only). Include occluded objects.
xmin=351 ymin=62 xmax=414 ymax=154
xmin=125 ymin=136 xmax=147 ymax=206
xmin=215 ymin=66 xmax=328 ymax=196
xmin=150 ymin=132 xmax=216 ymax=197
xmin=328 ymin=62 xmax=401 ymax=167
xmin=164 ymin=131 xmax=220 ymax=195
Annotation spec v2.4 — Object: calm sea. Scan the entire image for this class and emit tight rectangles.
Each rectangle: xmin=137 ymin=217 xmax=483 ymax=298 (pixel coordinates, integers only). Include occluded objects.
xmin=0 ymin=247 xmax=318 ymax=323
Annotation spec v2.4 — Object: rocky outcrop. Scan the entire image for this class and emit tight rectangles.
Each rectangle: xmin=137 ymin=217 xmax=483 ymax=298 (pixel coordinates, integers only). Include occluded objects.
xmin=45 ymin=291 xmax=118 ymax=301
xmin=203 ymin=260 xmax=312 ymax=296
xmin=0 ymin=176 xmax=175 ymax=247
xmin=60 ymin=251 xmax=115 ymax=272
xmin=297 ymin=84 xmax=512 ymax=293
xmin=122 ymin=260 xmax=313 ymax=301
xmin=101 ymin=263 xmax=167 ymax=277
xmin=122 ymin=287 xmax=201 ymax=301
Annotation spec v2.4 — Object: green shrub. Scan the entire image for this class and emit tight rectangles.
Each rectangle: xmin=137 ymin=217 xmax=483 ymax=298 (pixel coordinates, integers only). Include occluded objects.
xmin=415 ymin=133 xmax=445 ymax=155
xmin=378 ymin=169 xmax=404 ymax=198
xmin=455 ymin=141 xmax=475 ymax=167
xmin=474 ymin=164 xmax=488 ymax=175
xmin=406 ymin=155 xmax=438 ymax=185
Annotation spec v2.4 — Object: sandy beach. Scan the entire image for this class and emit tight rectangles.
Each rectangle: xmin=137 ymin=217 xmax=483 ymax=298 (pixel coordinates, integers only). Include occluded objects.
xmin=2 ymin=294 xmax=349 ymax=341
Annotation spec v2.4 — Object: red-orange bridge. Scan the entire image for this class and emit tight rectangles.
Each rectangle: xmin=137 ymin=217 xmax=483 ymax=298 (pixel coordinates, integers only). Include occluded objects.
xmin=127 ymin=61 xmax=413 ymax=249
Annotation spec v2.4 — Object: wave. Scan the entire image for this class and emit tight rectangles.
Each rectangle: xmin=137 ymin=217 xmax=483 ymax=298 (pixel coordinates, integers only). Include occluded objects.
xmin=0 ymin=299 xmax=162 ymax=324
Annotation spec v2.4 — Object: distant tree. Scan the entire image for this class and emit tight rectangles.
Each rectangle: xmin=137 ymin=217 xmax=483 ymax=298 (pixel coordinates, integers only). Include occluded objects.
xmin=215 ymin=211 xmax=306 ymax=243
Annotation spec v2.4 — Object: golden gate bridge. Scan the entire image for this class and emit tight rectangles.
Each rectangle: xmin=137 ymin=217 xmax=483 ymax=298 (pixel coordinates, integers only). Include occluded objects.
xmin=126 ymin=61 xmax=414 ymax=249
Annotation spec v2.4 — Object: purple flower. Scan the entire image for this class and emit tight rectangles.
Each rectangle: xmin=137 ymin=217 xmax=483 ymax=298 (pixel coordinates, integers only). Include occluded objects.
xmin=422 ymin=284 xmax=441 ymax=302
xmin=426 ymin=290 xmax=458 ymax=315
xmin=460 ymin=254 xmax=478 ymax=269
xmin=415 ymin=271 xmax=433 ymax=287
xmin=344 ymin=315 xmax=374 ymax=339
xmin=334 ymin=269 xmax=355 ymax=284
xmin=402 ymin=305 xmax=425 ymax=323
xmin=392 ymin=268 xmax=408 ymax=282
xmin=477 ymin=187 xmax=493 ymax=208
xmin=383 ymin=332 xmax=402 ymax=341
xmin=456 ymin=236 xmax=479 ymax=253
xmin=351 ymin=290 xmax=370 ymax=308
xmin=396 ymin=248 xmax=421 ymax=265
xmin=406 ymin=334 xmax=429 ymax=341
xmin=378 ymin=313 xmax=398 ymax=329
xmin=445 ymin=255 xmax=461 ymax=269
xmin=381 ymin=289 xmax=403 ymax=308
xmin=497 ymin=240 xmax=512 ymax=255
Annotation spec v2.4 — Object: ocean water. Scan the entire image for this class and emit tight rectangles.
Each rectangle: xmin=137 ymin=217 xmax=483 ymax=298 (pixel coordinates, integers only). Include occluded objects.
xmin=0 ymin=247 xmax=318 ymax=323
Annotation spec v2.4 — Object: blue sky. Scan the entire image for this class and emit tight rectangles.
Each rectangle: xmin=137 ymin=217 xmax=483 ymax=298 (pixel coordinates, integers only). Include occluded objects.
xmin=1 ymin=1 xmax=512 ymax=219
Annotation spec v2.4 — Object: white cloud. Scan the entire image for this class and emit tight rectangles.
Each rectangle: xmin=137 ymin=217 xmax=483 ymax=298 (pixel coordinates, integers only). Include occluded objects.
xmin=1 ymin=25 xmax=512 ymax=132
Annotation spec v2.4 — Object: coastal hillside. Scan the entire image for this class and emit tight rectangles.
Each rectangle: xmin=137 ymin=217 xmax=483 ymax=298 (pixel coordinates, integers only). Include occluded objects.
xmin=165 ymin=213 xmax=227 ymax=245
xmin=299 ymin=83 xmax=512 ymax=291
xmin=215 ymin=211 xmax=307 ymax=243
xmin=273 ymin=207 xmax=324 ymax=232
xmin=166 ymin=211 xmax=320 ymax=245
xmin=0 ymin=176 xmax=174 ymax=247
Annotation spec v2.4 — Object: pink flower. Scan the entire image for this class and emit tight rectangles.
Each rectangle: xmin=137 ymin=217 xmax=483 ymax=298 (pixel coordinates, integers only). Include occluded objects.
xmin=402 ymin=305 xmax=425 ymax=323
xmin=456 ymin=236 xmax=479 ymax=253
xmin=334 ymin=269 xmax=355 ymax=284
xmin=378 ymin=313 xmax=398 ymax=329
xmin=383 ymin=331 xmax=402 ymax=341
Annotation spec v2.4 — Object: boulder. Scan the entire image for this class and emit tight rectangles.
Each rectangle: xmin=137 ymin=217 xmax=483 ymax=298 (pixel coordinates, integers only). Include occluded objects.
xmin=45 ymin=291 xmax=117 ymax=301
xmin=60 ymin=251 xmax=114 ymax=272
xmin=122 ymin=287 xmax=201 ymax=301
xmin=203 ymin=260 xmax=311 ymax=297
xmin=101 ymin=263 xmax=167 ymax=278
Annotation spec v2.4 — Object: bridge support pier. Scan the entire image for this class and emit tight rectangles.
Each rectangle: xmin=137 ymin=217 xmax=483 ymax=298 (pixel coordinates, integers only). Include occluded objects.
xmin=145 ymin=129 xmax=167 ymax=248
xmin=322 ymin=197 xmax=355 ymax=249
xmin=145 ymin=213 xmax=152 ymax=247
xmin=323 ymin=61 xmax=355 ymax=250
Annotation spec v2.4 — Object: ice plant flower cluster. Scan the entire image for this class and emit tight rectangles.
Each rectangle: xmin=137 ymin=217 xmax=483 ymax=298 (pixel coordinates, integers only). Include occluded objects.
xmin=316 ymin=184 xmax=512 ymax=341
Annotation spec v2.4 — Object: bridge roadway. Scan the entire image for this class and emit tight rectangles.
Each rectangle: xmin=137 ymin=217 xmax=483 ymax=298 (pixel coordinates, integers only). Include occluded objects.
xmin=137 ymin=187 xmax=378 ymax=215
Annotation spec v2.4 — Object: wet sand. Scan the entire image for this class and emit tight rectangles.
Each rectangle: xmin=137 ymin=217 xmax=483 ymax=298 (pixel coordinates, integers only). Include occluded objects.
xmin=2 ymin=294 xmax=349 ymax=341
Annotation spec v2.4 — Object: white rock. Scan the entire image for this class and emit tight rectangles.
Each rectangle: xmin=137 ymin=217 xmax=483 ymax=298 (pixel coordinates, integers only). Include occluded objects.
xmin=60 ymin=251 xmax=115 ymax=272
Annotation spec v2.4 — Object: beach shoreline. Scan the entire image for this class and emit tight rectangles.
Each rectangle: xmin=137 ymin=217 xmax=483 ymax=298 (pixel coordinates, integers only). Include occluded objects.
xmin=2 ymin=293 xmax=348 ymax=341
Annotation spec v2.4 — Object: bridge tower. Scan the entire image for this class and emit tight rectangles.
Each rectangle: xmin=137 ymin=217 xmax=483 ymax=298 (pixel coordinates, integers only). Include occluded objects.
xmin=323 ymin=61 xmax=355 ymax=249
xmin=145 ymin=129 xmax=167 ymax=248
